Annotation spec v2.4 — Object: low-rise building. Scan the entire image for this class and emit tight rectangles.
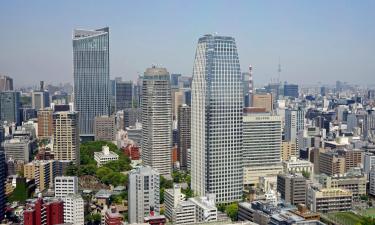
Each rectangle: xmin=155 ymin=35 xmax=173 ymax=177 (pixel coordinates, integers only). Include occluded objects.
xmin=306 ymin=186 xmax=352 ymax=213
xmin=319 ymin=174 xmax=366 ymax=199
xmin=282 ymin=156 xmax=314 ymax=177
xmin=164 ymin=184 xmax=217 ymax=224
xmin=94 ymin=146 xmax=119 ymax=167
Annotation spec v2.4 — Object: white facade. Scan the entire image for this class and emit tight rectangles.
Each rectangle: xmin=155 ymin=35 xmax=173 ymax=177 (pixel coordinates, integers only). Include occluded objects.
xmin=54 ymin=176 xmax=78 ymax=198
xmin=165 ymin=185 xmax=196 ymax=225
xmin=62 ymin=194 xmax=84 ymax=225
xmin=243 ymin=114 xmax=283 ymax=186
xmin=282 ymin=156 xmax=314 ymax=176
xmin=94 ymin=145 xmax=119 ymax=167
xmin=285 ymin=109 xmax=305 ymax=146
xmin=141 ymin=67 xmax=172 ymax=176
xmin=191 ymin=35 xmax=243 ymax=203
xmin=189 ymin=194 xmax=218 ymax=223
xmin=128 ymin=166 xmax=160 ymax=224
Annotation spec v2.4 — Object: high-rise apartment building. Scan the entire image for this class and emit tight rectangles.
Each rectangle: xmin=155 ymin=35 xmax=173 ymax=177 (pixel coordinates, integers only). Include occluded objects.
xmin=141 ymin=66 xmax=172 ymax=176
xmin=62 ymin=194 xmax=84 ymax=225
xmin=0 ymin=91 xmax=20 ymax=125
xmin=53 ymin=111 xmax=80 ymax=164
xmin=243 ymin=113 xmax=283 ymax=187
xmin=24 ymin=160 xmax=58 ymax=192
xmin=177 ymin=104 xmax=191 ymax=170
xmin=23 ymin=198 xmax=64 ymax=225
xmin=191 ymin=34 xmax=243 ymax=203
xmin=285 ymin=108 xmax=305 ymax=144
xmin=128 ymin=166 xmax=160 ymax=224
xmin=0 ymin=75 xmax=13 ymax=91
xmin=73 ymin=27 xmax=110 ymax=138
xmin=54 ymin=176 xmax=78 ymax=198
xmin=115 ymin=80 xmax=133 ymax=111
xmin=37 ymin=108 xmax=54 ymax=139
xmin=94 ymin=115 xmax=116 ymax=141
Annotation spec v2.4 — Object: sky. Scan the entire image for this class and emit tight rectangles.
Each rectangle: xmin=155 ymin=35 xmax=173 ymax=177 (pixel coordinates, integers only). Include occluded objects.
xmin=0 ymin=0 xmax=374 ymax=88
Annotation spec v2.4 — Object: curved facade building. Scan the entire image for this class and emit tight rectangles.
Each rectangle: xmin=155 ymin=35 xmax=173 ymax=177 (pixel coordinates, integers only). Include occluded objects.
xmin=191 ymin=34 xmax=243 ymax=203
xmin=73 ymin=27 xmax=110 ymax=137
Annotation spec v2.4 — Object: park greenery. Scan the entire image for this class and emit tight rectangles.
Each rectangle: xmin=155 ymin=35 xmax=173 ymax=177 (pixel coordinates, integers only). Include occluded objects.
xmin=8 ymin=181 xmax=28 ymax=203
xmin=218 ymin=202 xmax=239 ymax=221
xmin=65 ymin=141 xmax=131 ymax=187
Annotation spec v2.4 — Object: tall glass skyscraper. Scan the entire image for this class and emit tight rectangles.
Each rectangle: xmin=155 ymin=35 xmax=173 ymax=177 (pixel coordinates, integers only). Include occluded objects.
xmin=191 ymin=35 xmax=243 ymax=203
xmin=73 ymin=27 xmax=110 ymax=138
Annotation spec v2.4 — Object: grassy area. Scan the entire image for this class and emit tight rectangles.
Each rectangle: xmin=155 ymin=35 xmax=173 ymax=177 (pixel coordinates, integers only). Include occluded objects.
xmin=326 ymin=212 xmax=363 ymax=225
xmin=361 ymin=208 xmax=375 ymax=218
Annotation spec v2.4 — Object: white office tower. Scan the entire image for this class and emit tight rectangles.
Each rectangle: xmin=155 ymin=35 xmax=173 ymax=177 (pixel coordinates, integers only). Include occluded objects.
xmin=243 ymin=113 xmax=283 ymax=187
xmin=128 ymin=166 xmax=160 ymax=224
xmin=285 ymin=108 xmax=305 ymax=145
xmin=141 ymin=66 xmax=172 ymax=176
xmin=54 ymin=176 xmax=78 ymax=198
xmin=62 ymin=194 xmax=84 ymax=225
xmin=191 ymin=34 xmax=243 ymax=203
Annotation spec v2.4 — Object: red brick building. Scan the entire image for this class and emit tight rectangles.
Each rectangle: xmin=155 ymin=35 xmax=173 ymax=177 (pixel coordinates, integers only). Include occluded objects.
xmin=123 ymin=144 xmax=140 ymax=160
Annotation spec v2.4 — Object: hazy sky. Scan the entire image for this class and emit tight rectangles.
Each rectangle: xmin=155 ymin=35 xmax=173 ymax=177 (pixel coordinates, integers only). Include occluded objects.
xmin=0 ymin=0 xmax=374 ymax=88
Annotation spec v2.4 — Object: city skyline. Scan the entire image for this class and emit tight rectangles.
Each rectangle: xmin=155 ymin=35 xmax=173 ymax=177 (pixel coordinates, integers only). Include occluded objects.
xmin=1 ymin=1 xmax=375 ymax=87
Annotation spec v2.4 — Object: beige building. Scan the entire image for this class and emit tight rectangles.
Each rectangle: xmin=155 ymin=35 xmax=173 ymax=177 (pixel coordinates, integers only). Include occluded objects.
xmin=53 ymin=111 xmax=80 ymax=164
xmin=281 ymin=141 xmax=297 ymax=161
xmin=252 ymin=93 xmax=273 ymax=112
xmin=307 ymin=186 xmax=352 ymax=213
xmin=320 ymin=174 xmax=366 ymax=200
xmin=37 ymin=108 xmax=54 ymax=139
xmin=319 ymin=151 xmax=345 ymax=176
xmin=94 ymin=115 xmax=116 ymax=141
xmin=24 ymin=160 xmax=57 ymax=192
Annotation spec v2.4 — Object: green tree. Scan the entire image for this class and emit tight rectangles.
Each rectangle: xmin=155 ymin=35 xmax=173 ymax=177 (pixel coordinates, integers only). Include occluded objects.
xmin=225 ymin=203 xmax=239 ymax=221
xmin=65 ymin=162 xmax=80 ymax=176
xmin=81 ymin=164 xmax=97 ymax=175
xmin=96 ymin=167 xmax=113 ymax=179
xmin=302 ymin=170 xmax=310 ymax=179
xmin=9 ymin=181 xmax=28 ymax=203
xmin=359 ymin=217 xmax=375 ymax=225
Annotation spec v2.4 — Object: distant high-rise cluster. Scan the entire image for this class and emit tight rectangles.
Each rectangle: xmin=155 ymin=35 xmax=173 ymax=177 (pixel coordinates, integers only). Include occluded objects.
xmin=3 ymin=24 xmax=375 ymax=225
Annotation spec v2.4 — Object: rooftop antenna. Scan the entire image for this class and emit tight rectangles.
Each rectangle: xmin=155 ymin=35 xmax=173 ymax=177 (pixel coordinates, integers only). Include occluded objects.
xmin=277 ymin=57 xmax=281 ymax=83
